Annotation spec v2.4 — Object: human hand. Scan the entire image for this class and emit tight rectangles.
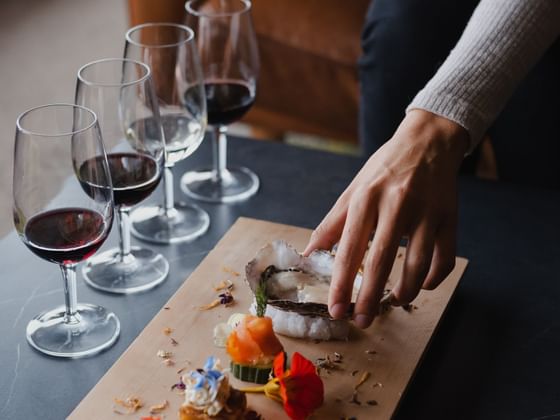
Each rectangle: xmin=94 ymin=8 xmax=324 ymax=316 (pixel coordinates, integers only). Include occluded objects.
xmin=304 ymin=110 xmax=469 ymax=328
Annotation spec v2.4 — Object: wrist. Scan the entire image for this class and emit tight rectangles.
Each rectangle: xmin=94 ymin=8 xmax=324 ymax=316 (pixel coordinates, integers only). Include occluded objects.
xmin=399 ymin=110 xmax=470 ymax=168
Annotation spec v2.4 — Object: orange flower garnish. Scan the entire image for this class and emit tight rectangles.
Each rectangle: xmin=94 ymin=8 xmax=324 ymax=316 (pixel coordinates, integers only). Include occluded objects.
xmin=242 ymin=352 xmax=324 ymax=420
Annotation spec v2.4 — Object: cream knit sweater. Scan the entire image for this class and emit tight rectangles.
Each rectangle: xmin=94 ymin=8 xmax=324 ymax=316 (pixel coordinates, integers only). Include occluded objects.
xmin=407 ymin=0 xmax=560 ymax=151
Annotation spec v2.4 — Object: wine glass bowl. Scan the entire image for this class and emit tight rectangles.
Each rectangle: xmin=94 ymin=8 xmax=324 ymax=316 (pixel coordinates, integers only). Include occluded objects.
xmin=13 ymin=103 xmax=119 ymax=358
xmin=181 ymin=0 xmax=261 ymax=203
xmin=75 ymin=58 xmax=169 ymax=294
xmin=124 ymin=23 xmax=210 ymax=244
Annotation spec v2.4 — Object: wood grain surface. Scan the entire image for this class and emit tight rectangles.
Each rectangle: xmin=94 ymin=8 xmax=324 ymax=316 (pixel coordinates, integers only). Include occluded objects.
xmin=69 ymin=217 xmax=468 ymax=420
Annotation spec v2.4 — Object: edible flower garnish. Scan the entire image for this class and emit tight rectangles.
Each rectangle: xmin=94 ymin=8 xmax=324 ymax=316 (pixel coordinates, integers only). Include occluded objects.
xmin=190 ymin=356 xmax=223 ymax=395
xmin=183 ymin=356 xmax=230 ymax=417
xmin=242 ymin=352 xmax=324 ymax=420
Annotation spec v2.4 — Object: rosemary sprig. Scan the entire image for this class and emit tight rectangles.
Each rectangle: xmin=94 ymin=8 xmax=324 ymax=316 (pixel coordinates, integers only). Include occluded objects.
xmin=255 ymin=266 xmax=273 ymax=317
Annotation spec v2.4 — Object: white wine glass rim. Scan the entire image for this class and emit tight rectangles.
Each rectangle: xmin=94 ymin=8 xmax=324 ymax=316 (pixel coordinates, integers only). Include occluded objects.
xmin=16 ymin=103 xmax=98 ymax=138
xmin=186 ymin=0 xmax=251 ymax=18
xmin=77 ymin=58 xmax=151 ymax=88
xmin=126 ymin=22 xmax=195 ymax=48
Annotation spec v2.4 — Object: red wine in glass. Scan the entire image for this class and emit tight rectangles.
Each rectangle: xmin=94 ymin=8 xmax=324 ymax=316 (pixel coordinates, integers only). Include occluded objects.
xmin=203 ymin=81 xmax=255 ymax=126
xmin=76 ymin=58 xmax=169 ymax=294
xmin=79 ymin=153 xmax=161 ymax=207
xmin=182 ymin=0 xmax=260 ymax=203
xmin=13 ymin=103 xmax=119 ymax=358
xmin=23 ymin=208 xmax=109 ymax=265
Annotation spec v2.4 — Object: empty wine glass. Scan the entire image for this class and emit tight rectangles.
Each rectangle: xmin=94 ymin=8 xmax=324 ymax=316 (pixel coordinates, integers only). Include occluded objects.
xmin=13 ymin=103 xmax=119 ymax=358
xmin=76 ymin=58 xmax=169 ymax=294
xmin=125 ymin=23 xmax=209 ymax=244
xmin=181 ymin=0 xmax=260 ymax=203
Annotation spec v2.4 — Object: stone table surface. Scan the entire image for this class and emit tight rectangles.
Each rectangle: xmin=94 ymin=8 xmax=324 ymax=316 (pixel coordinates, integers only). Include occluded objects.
xmin=1 ymin=136 xmax=560 ymax=420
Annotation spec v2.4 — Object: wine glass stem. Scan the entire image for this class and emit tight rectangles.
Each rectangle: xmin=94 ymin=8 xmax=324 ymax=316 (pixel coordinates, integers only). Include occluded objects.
xmin=60 ymin=264 xmax=78 ymax=323
xmin=163 ymin=165 xmax=175 ymax=216
xmin=118 ymin=207 xmax=132 ymax=261
xmin=212 ymin=125 xmax=228 ymax=182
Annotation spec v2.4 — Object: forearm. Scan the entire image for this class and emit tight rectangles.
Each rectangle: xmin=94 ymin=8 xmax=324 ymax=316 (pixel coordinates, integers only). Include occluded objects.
xmin=407 ymin=0 xmax=560 ymax=152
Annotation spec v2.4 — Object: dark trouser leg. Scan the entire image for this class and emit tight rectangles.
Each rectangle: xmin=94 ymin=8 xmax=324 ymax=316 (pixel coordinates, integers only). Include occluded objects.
xmin=488 ymin=38 xmax=560 ymax=188
xmin=358 ymin=0 xmax=480 ymax=157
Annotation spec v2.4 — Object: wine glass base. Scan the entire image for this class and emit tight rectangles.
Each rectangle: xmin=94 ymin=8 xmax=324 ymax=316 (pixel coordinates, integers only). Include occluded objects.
xmin=180 ymin=166 xmax=260 ymax=203
xmin=130 ymin=202 xmax=210 ymax=244
xmin=26 ymin=303 xmax=120 ymax=358
xmin=82 ymin=246 xmax=169 ymax=294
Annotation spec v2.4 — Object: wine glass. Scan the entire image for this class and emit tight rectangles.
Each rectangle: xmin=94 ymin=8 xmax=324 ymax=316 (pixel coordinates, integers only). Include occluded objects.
xmin=76 ymin=58 xmax=169 ymax=294
xmin=13 ymin=103 xmax=119 ymax=358
xmin=124 ymin=23 xmax=209 ymax=244
xmin=181 ymin=0 xmax=260 ymax=203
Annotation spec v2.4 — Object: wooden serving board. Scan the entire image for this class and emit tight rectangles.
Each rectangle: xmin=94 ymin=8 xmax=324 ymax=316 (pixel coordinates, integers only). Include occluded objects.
xmin=70 ymin=217 xmax=468 ymax=420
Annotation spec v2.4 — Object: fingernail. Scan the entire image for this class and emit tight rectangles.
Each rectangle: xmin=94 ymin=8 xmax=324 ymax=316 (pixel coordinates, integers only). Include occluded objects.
xmin=330 ymin=303 xmax=347 ymax=319
xmin=354 ymin=314 xmax=373 ymax=329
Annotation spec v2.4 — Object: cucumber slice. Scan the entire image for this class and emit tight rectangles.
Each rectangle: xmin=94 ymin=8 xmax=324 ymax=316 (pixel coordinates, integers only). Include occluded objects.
xmin=230 ymin=362 xmax=271 ymax=384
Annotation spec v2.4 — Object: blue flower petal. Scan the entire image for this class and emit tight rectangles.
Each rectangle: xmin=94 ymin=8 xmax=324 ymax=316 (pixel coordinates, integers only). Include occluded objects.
xmin=204 ymin=356 xmax=216 ymax=371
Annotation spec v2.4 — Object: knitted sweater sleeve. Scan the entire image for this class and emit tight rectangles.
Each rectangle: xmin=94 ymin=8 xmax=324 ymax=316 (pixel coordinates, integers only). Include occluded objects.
xmin=406 ymin=0 xmax=560 ymax=151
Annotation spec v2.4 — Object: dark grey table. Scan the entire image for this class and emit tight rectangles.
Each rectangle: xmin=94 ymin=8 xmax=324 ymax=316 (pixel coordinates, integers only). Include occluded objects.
xmin=1 ymin=136 xmax=559 ymax=420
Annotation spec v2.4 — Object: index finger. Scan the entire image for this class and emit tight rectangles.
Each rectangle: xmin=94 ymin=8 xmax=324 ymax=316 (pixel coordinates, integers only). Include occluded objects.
xmin=328 ymin=190 xmax=377 ymax=319
xmin=303 ymin=192 xmax=350 ymax=256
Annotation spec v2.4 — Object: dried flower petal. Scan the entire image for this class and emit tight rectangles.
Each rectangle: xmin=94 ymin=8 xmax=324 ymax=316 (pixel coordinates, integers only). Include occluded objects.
xmin=365 ymin=349 xmax=377 ymax=355
xmin=350 ymin=391 xmax=361 ymax=405
xmin=163 ymin=358 xmax=175 ymax=366
xmin=163 ymin=327 xmax=173 ymax=336
xmin=113 ymin=396 xmax=143 ymax=414
xmin=354 ymin=371 xmax=371 ymax=390
xmin=199 ymin=299 xmax=221 ymax=310
xmin=219 ymin=291 xmax=234 ymax=306
xmin=149 ymin=400 xmax=169 ymax=414
xmin=171 ymin=378 xmax=186 ymax=391
xmin=176 ymin=362 xmax=191 ymax=375
xmin=367 ymin=400 xmax=378 ymax=406
xmin=315 ymin=352 xmax=344 ymax=373
xmin=170 ymin=337 xmax=179 ymax=346
xmin=222 ymin=266 xmax=240 ymax=276
xmin=157 ymin=350 xmax=173 ymax=359
xmin=214 ymin=280 xmax=234 ymax=291
xmin=351 ymin=370 xmax=359 ymax=377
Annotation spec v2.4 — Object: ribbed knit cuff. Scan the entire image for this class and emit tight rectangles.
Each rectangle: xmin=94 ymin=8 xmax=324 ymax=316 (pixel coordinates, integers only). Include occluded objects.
xmin=406 ymin=93 xmax=486 ymax=154
xmin=405 ymin=0 xmax=560 ymax=155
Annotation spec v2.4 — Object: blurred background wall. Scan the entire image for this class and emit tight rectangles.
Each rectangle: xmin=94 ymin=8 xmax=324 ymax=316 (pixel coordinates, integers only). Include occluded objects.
xmin=0 ymin=0 xmax=369 ymax=235
xmin=0 ymin=0 xmax=128 ymax=236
